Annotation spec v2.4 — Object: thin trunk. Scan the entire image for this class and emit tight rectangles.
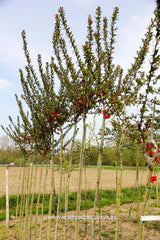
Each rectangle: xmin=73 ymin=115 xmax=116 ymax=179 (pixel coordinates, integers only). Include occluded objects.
xmin=64 ymin=123 xmax=77 ymax=239
xmin=39 ymin=161 xmax=49 ymax=240
xmin=115 ymin=104 xmax=126 ymax=240
xmin=92 ymin=109 xmax=105 ymax=238
xmin=15 ymin=159 xmax=23 ymax=238
xmin=75 ymin=115 xmax=87 ymax=240
xmin=29 ymin=163 xmax=38 ymax=240
xmin=47 ymin=134 xmax=56 ymax=240
xmin=55 ymin=126 xmax=64 ymax=240
xmin=34 ymin=163 xmax=44 ymax=239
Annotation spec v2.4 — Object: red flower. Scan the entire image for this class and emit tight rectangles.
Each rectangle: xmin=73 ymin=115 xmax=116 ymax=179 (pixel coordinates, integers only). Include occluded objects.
xmin=81 ymin=100 xmax=86 ymax=105
xmin=149 ymin=149 xmax=153 ymax=156
xmin=38 ymin=134 xmax=42 ymax=139
xmin=148 ymin=124 xmax=151 ymax=128
xmin=74 ymin=102 xmax=78 ymax=106
xmin=103 ymin=110 xmax=111 ymax=119
xmin=137 ymin=139 xmax=141 ymax=144
xmin=150 ymin=176 xmax=157 ymax=183
xmin=142 ymin=129 xmax=147 ymax=132
xmin=105 ymin=114 xmax=111 ymax=119
xmin=137 ymin=123 xmax=141 ymax=127
xmin=98 ymin=108 xmax=102 ymax=113
xmin=147 ymin=143 xmax=152 ymax=149
xmin=149 ymin=149 xmax=153 ymax=157
xmin=43 ymin=152 xmax=47 ymax=158
xmin=157 ymin=158 xmax=160 ymax=162
xmin=51 ymin=111 xmax=58 ymax=117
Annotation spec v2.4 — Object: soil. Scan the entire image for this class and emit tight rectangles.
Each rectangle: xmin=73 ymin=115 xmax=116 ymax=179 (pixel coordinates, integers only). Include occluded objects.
xmin=1 ymin=200 xmax=160 ymax=239
xmin=0 ymin=167 xmax=150 ymax=196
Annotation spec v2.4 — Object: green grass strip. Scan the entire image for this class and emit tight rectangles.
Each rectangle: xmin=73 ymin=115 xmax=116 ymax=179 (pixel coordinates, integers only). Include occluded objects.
xmin=0 ymin=185 xmax=159 ymax=222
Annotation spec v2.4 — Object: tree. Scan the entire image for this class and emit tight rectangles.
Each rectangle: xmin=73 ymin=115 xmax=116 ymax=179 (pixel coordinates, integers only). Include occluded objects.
xmin=1 ymin=3 xmax=159 ymax=239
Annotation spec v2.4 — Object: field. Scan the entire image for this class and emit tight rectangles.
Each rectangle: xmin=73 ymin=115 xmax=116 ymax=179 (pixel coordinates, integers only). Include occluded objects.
xmin=1 ymin=166 xmax=160 ymax=239
xmin=0 ymin=166 xmax=150 ymax=196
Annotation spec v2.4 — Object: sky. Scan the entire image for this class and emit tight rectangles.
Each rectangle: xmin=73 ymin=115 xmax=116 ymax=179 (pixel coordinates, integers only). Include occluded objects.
xmin=0 ymin=0 xmax=156 ymax=139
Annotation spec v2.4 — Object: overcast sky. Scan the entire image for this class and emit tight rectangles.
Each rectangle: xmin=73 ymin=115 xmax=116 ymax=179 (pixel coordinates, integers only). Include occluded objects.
xmin=0 ymin=0 xmax=156 ymax=137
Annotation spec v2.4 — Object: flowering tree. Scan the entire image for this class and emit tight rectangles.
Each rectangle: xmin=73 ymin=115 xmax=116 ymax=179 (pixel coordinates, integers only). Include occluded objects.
xmin=1 ymin=2 xmax=160 ymax=239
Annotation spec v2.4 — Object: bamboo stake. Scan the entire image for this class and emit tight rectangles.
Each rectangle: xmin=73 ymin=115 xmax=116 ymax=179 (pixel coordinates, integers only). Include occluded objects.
xmin=55 ymin=126 xmax=64 ymax=240
xmin=115 ymin=178 xmax=121 ymax=240
xmin=29 ymin=163 xmax=38 ymax=239
xmin=64 ymin=123 xmax=77 ymax=239
xmin=34 ymin=163 xmax=44 ymax=239
xmin=26 ymin=161 xmax=34 ymax=240
xmin=15 ymin=160 xmax=23 ymax=238
xmin=23 ymin=159 xmax=31 ymax=240
xmin=84 ymin=157 xmax=88 ymax=236
xmin=22 ymin=163 xmax=30 ymax=239
xmin=129 ymin=149 xmax=140 ymax=218
xmin=92 ymin=110 xmax=105 ymax=238
xmin=6 ymin=166 xmax=9 ymax=229
xmin=75 ymin=115 xmax=87 ymax=240
xmin=39 ymin=160 xmax=49 ymax=240
xmin=115 ymin=103 xmax=126 ymax=240
xmin=19 ymin=163 xmax=27 ymax=239
xmin=47 ymin=134 xmax=56 ymax=240
xmin=47 ymin=161 xmax=54 ymax=240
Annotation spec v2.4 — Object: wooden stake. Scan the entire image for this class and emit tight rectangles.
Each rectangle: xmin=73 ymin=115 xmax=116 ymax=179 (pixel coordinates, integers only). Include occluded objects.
xmin=6 ymin=166 xmax=9 ymax=229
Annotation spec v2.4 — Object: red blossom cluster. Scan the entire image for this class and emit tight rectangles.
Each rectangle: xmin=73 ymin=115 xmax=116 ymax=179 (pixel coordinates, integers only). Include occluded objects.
xmin=97 ymin=108 xmax=111 ymax=119
xmin=136 ymin=123 xmax=151 ymax=144
xmin=103 ymin=110 xmax=111 ymax=119
xmin=150 ymin=175 xmax=157 ymax=183
xmin=142 ymin=128 xmax=147 ymax=132
xmin=147 ymin=142 xmax=152 ymax=149
xmin=72 ymin=92 xmax=95 ymax=117
xmin=146 ymin=142 xmax=154 ymax=157
xmin=47 ymin=109 xmax=60 ymax=125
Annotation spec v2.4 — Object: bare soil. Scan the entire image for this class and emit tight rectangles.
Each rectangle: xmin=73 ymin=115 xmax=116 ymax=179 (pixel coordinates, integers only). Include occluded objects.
xmin=1 ymin=200 xmax=160 ymax=239
xmin=0 ymin=167 xmax=150 ymax=196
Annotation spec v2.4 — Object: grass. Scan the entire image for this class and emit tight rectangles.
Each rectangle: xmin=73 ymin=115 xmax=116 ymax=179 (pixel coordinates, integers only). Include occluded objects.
xmin=0 ymin=225 xmax=16 ymax=239
xmin=0 ymin=164 xmax=148 ymax=170
xmin=0 ymin=185 xmax=159 ymax=222
xmin=86 ymin=165 xmax=148 ymax=170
